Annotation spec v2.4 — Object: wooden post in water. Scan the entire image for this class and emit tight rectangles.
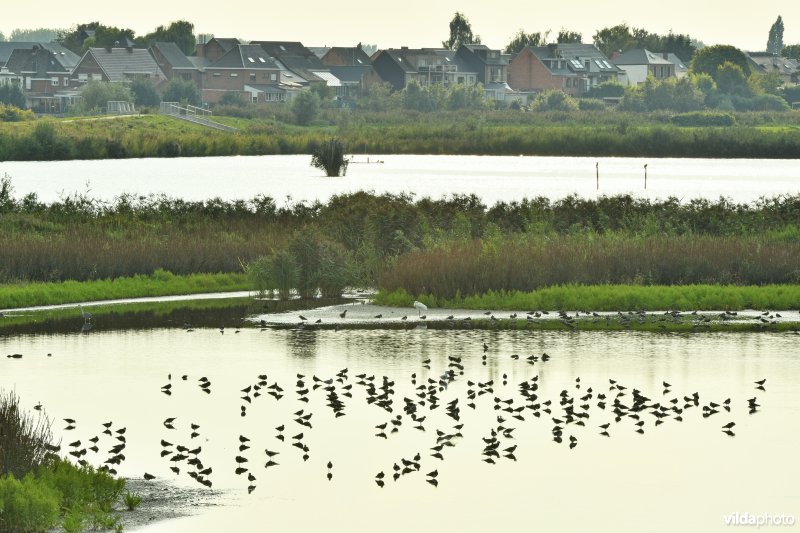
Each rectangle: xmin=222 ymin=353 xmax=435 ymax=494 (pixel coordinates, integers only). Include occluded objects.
xmin=596 ymin=162 xmax=599 ymax=190
xmin=644 ymin=163 xmax=648 ymax=190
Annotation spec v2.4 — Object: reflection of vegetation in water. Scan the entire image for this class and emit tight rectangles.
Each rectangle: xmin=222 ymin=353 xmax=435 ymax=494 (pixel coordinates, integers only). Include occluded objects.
xmin=0 ymin=296 xmax=350 ymax=335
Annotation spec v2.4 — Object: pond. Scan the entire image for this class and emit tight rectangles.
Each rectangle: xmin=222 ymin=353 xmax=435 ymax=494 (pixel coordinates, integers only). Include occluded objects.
xmin=2 ymin=316 xmax=798 ymax=532
xmin=2 ymin=154 xmax=800 ymax=205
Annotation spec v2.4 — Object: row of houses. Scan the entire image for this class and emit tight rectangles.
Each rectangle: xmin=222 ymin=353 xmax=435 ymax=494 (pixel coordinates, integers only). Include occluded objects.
xmin=1 ymin=37 xmax=798 ymax=113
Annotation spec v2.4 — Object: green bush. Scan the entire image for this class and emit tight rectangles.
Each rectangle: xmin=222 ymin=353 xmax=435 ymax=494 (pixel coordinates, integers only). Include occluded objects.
xmin=0 ymin=474 xmax=60 ymax=533
xmin=248 ymin=250 xmax=299 ymax=300
xmin=130 ymin=78 xmax=161 ymax=107
xmin=530 ymin=89 xmax=579 ymax=112
xmin=578 ymin=99 xmax=606 ymax=111
xmin=124 ymin=491 xmax=142 ymax=511
xmin=310 ymin=137 xmax=349 ymax=177
xmin=162 ymin=78 xmax=201 ymax=107
xmin=291 ymin=90 xmax=321 ymax=126
xmin=585 ymin=81 xmax=625 ymax=99
xmin=0 ymin=103 xmax=34 ymax=122
xmin=671 ymin=112 xmax=736 ymax=127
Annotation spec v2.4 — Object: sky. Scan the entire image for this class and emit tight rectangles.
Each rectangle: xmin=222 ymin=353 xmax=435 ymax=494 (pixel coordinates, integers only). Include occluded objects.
xmin=2 ymin=0 xmax=799 ymax=53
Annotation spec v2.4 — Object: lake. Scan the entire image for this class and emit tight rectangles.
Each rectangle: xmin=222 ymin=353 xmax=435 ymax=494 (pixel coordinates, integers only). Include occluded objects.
xmin=2 ymin=321 xmax=798 ymax=532
xmin=2 ymin=154 xmax=800 ymax=205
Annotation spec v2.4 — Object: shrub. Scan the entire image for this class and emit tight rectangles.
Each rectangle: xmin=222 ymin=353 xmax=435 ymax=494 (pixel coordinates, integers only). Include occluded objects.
xmin=0 ymin=84 xmax=27 ymax=108
xmin=310 ymin=138 xmax=349 ymax=177
xmin=291 ymin=90 xmax=321 ymax=125
xmin=0 ymin=103 xmax=34 ymax=122
xmin=585 ymin=81 xmax=625 ymax=99
xmin=530 ymin=89 xmax=579 ymax=112
xmin=219 ymin=91 xmax=246 ymax=107
xmin=162 ymin=78 xmax=201 ymax=107
xmin=124 ymin=491 xmax=142 ymax=511
xmin=671 ymin=112 xmax=736 ymax=127
xmin=248 ymin=250 xmax=299 ymax=300
xmin=75 ymin=81 xmax=133 ymax=114
xmin=578 ymin=99 xmax=606 ymax=111
xmin=0 ymin=390 xmax=54 ymax=479
xmin=130 ymin=78 xmax=161 ymax=107
xmin=0 ymin=474 xmax=60 ymax=533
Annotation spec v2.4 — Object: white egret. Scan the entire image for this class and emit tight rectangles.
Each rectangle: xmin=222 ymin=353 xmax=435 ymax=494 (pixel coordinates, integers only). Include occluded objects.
xmin=413 ymin=301 xmax=428 ymax=317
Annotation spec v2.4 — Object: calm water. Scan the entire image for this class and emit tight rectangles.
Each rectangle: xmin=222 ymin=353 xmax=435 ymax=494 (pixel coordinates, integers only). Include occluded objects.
xmin=2 ymin=327 xmax=798 ymax=532
xmin=2 ymin=155 xmax=800 ymax=204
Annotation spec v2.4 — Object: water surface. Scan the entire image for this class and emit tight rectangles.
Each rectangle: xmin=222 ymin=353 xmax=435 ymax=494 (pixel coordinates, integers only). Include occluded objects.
xmin=3 ymin=154 xmax=799 ymax=204
xmin=2 ymin=327 xmax=798 ymax=532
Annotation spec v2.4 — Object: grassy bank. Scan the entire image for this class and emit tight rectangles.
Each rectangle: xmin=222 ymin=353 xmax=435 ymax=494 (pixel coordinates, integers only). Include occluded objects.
xmin=0 ymin=270 xmax=248 ymax=309
xmin=375 ymin=285 xmax=800 ymax=312
xmin=2 ymin=110 xmax=800 ymax=160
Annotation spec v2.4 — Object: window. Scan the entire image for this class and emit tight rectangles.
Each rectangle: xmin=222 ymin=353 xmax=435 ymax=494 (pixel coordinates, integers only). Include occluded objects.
xmin=250 ymin=73 xmax=256 ymax=81
xmin=63 ymin=77 xmax=69 ymax=86
xmin=213 ymin=72 xmax=221 ymax=77
xmin=231 ymin=73 xmax=238 ymax=77
xmin=78 ymin=73 xmax=88 ymax=81
xmin=248 ymin=57 xmax=255 ymax=63
xmin=52 ymin=77 xmax=60 ymax=86
xmin=259 ymin=57 xmax=266 ymax=63
xmin=271 ymin=73 xmax=277 ymax=81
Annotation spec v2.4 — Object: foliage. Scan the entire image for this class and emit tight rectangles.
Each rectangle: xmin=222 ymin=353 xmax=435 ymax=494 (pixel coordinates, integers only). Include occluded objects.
xmin=641 ymin=75 xmax=704 ymax=111
xmin=783 ymin=85 xmax=800 ymax=104
xmin=715 ymin=62 xmax=751 ymax=96
xmin=376 ymin=284 xmax=800 ymax=312
xmin=143 ymin=20 xmax=196 ymax=55
xmin=287 ymin=228 xmax=354 ymax=298
xmin=124 ymin=492 xmax=142 ymax=511
xmin=690 ymin=45 xmax=750 ymax=80
xmin=0 ymin=84 xmax=27 ymax=109
xmin=670 ymin=112 xmax=736 ymax=127
xmin=291 ymin=90 xmax=321 ymax=125
xmin=311 ymin=137 xmax=349 ymax=177
xmin=0 ymin=390 xmax=54 ymax=479
xmin=530 ymin=89 xmax=578 ymax=111
xmin=505 ymin=29 xmax=548 ymax=54
xmin=585 ymin=81 xmax=625 ymax=99
xmin=8 ymin=27 xmax=63 ymax=42
xmin=130 ymin=78 xmax=161 ymax=107
xmin=265 ymin=250 xmax=299 ymax=300
xmin=75 ymin=81 xmax=133 ymax=113
xmin=578 ymin=99 xmax=606 ymax=111
xmin=162 ymin=78 xmax=201 ymax=106
xmin=443 ymin=12 xmax=480 ymax=50
xmin=0 ymin=473 xmax=61 ymax=532
xmin=592 ymin=24 xmax=696 ymax=62
xmin=557 ymin=30 xmax=582 ymax=44
xmin=0 ymin=103 xmax=34 ymax=122
xmin=767 ymin=16 xmax=785 ymax=55
xmin=782 ymin=44 xmax=800 ymax=59
xmin=58 ymin=22 xmax=136 ymax=55
xmin=219 ymin=91 xmax=246 ymax=107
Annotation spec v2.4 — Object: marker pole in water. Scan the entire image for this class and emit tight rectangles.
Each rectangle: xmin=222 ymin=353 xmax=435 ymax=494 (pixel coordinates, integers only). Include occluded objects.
xmin=596 ymin=162 xmax=599 ymax=190
xmin=644 ymin=163 xmax=648 ymax=190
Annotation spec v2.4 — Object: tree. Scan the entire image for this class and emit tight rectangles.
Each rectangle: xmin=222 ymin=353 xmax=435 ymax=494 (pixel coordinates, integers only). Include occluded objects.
xmin=291 ymin=90 xmax=320 ymax=125
xmin=504 ymin=30 xmax=547 ymax=54
xmin=715 ymin=62 xmax=750 ymax=96
xmin=75 ymin=81 xmax=132 ymax=113
xmin=143 ymin=20 xmax=196 ymax=55
xmin=442 ymin=12 xmax=480 ymax=50
xmin=782 ymin=44 xmax=800 ymax=58
xmin=557 ymin=30 xmax=582 ymax=44
xmin=767 ymin=16 xmax=784 ymax=55
xmin=58 ymin=22 xmax=136 ymax=54
xmin=593 ymin=24 xmax=637 ymax=57
xmin=0 ymin=85 xmax=26 ymax=108
xmin=130 ymin=78 xmax=160 ymax=107
xmin=9 ymin=28 xmax=62 ymax=42
xmin=690 ymin=45 xmax=750 ymax=80
xmin=0 ymin=31 xmax=5 ymax=42
xmin=162 ymin=78 xmax=200 ymax=106
xmin=530 ymin=89 xmax=578 ymax=112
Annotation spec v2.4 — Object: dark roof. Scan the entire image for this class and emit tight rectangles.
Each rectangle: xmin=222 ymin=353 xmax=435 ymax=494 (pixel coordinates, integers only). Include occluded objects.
xmin=5 ymin=48 xmax=70 ymax=75
xmin=254 ymin=41 xmax=320 ymax=62
xmin=210 ymin=38 xmax=240 ymax=52
xmin=321 ymin=46 xmax=372 ymax=66
xmin=151 ymin=42 xmax=196 ymax=69
xmin=527 ymin=44 xmax=621 ymax=75
xmin=210 ymin=44 xmax=279 ymax=69
xmin=461 ymin=44 xmax=508 ymax=66
xmin=83 ymin=48 xmax=166 ymax=82
xmin=613 ymin=49 xmax=672 ymax=66
xmin=328 ymin=65 xmax=373 ymax=83
xmin=0 ymin=42 xmax=78 ymax=67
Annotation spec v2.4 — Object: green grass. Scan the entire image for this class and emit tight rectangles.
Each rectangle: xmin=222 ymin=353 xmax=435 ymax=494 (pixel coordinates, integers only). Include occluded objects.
xmin=375 ymin=284 xmax=800 ymax=312
xmin=0 ymin=269 xmax=248 ymax=310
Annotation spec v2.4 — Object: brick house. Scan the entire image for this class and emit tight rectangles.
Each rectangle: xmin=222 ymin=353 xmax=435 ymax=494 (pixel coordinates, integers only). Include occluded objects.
xmin=508 ymin=43 xmax=622 ymax=96
xmin=371 ymin=47 xmax=478 ymax=90
xmin=320 ymin=45 xmax=379 ymax=97
xmin=455 ymin=44 xmax=513 ymax=101
xmin=194 ymin=38 xmax=240 ymax=63
xmin=2 ymin=44 xmax=80 ymax=112
xmin=71 ymin=47 xmax=167 ymax=85
xmin=202 ymin=44 xmax=282 ymax=103
xmin=150 ymin=42 xmax=202 ymax=87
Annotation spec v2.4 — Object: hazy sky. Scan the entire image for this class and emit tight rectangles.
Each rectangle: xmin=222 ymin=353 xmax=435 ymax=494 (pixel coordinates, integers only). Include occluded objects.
xmin=2 ymin=0 xmax=799 ymax=52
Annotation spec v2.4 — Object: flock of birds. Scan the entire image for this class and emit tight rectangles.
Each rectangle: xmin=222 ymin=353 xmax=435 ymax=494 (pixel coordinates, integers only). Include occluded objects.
xmin=23 ymin=326 xmax=770 ymax=495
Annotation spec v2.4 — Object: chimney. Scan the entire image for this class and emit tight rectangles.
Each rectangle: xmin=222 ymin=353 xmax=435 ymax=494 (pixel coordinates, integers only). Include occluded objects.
xmin=662 ymin=52 xmax=669 ymax=60
xmin=610 ymin=51 xmax=619 ymax=60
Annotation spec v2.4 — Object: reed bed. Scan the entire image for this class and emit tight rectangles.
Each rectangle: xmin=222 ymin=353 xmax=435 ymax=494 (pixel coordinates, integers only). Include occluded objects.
xmin=377 ymin=236 xmax=800 ymax=301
